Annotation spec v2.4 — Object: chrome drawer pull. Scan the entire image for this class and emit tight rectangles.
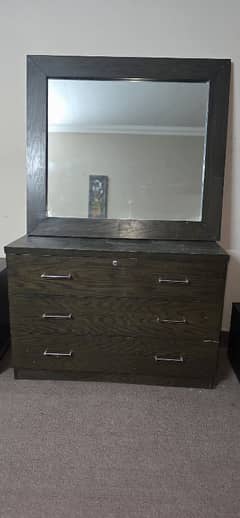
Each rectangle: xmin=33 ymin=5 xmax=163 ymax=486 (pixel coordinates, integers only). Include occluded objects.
xmin=158 ymin=277 xmax=189 ymax=285
xmin=43 ymin=349 xmax=73 ymax=358
xmin=42 ymin=313 xmax=72 ymax=320
xmin=41 ymin=273 xmax=72 ymax=280
xmin=157 ymin=317 xmax=187 ymax=325
xmin=112 ymin=260 xmax=118 ymax=266
xmin=154 ymin=354 xmax=184 ymax=363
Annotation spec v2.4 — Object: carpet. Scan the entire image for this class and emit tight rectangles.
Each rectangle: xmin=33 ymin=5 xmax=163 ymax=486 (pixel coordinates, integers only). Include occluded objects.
xmin=0 ymin=350 xmax=239 ymax=518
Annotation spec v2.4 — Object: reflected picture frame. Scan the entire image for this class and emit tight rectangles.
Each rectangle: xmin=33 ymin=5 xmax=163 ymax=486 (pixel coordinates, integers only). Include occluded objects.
xmin=88 ymin=175 xmax=108 ymax=219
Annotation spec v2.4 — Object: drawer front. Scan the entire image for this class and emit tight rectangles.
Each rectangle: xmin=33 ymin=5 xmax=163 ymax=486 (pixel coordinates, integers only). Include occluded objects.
xmin=7 ymin=253 xmax=226 ymax=302
xmin=12 ymin=334 xmax=218 ymax=379
xmin=10 ymin=295 xmax=222 ymax=341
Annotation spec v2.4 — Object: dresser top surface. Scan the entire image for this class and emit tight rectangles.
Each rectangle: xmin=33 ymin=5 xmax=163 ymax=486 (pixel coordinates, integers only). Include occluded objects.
xmin=5 ymin=235 xmax=228 ymax=258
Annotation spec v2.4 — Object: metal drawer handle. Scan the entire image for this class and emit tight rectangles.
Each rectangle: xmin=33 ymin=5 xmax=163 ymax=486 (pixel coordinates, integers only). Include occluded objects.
xmin=41 ymin=273 xmax=72 ymax=280
xmin=42 ymin=313 xmax=72 ymax=320
xmin=43 ymin=349 xmax=73 ymax=358
xmin=154 ymin=354 xmax=184 ymax=363
xmin=157 ymin=317 xmax=187 ymax=325
xmin=112 ymin=260 xmax=118 ymax=267
xmin=158 ymin=277 xmax=189 ymax=285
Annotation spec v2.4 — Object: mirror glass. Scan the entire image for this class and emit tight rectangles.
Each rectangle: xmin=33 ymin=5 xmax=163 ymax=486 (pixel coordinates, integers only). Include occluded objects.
xmin=47 ymin=79 xmax=209 ymax=221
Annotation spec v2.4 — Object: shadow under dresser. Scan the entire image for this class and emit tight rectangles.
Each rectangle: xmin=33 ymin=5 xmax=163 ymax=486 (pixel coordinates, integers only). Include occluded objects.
xmin=5 ymin=236 xmax=229 ymax=388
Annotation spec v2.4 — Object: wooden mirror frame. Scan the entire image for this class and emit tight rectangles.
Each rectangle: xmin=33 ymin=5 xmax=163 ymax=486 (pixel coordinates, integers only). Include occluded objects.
xmin=27 ymin=55 xmax=231 ymax=240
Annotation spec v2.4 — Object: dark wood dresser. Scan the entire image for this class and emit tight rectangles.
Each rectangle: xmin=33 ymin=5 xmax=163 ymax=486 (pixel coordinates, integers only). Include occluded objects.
xmin=5 ymin=236 xmax=228 ymax=388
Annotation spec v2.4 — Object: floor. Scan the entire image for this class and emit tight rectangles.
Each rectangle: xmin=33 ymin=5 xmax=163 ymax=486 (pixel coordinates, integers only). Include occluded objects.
xmin=0 ymin=350 xmax=239 ymax=518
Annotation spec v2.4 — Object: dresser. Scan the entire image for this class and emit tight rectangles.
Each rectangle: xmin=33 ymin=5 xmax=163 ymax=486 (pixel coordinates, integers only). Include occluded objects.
xmin=5 ymin=236 xmax=228 ymax=387
xmin=5 ymin=55 xmax=230 ymax=388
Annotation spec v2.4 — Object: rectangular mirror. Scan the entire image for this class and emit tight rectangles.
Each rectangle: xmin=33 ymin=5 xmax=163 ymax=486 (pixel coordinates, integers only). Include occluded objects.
xmin=27 ymin=56 xmax=230 ymax=240
xmin=48 ymin=79 xmax=209 ymax=222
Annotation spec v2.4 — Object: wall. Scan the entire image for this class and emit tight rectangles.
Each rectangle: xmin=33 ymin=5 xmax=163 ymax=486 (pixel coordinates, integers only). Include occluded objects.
xmin=48 ymin=132 xmax=204 ymax=220
xmin=0 ymin=0 xmax=239 ymax=329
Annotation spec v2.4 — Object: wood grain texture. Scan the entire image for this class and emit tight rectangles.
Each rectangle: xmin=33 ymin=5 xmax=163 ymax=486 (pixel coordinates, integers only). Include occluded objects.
xmin=26 ymin=56 xmax=231 ymax=241
xmin=10 ymin=295 xmax=222 ymax=340
xmin=29 ymin=55 xmax=229 ymax=81
xmin=27 ymin=56 xmax=47 ymax=232
xmin=30 ymin=218 xmax=216 ymax=241
xmin=6 ymin=252 xmax=227 ymax=302
xmin=12 ymin=334 xmax=218 ymax=379
xmin=201 ymin=61 xmax=231 ymax=239
xmin=5 ymin=235 xmax=229 ymax=256
xmin=6 ymin=239 xmax=228 ymax=387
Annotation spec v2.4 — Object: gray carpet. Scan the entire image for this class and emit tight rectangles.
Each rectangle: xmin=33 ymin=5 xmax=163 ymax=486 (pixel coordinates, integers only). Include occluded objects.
xmin=0 ymin=351 xmax=239 ymax=518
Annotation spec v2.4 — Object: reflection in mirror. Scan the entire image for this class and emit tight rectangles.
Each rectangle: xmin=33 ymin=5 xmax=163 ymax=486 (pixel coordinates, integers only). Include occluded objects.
xmin=48 ymin=79 xmax=209 ymax=221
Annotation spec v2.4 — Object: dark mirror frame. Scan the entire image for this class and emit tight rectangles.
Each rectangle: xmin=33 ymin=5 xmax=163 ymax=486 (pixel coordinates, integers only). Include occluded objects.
xmin=27 ymin=55 xmax=231 ymax=240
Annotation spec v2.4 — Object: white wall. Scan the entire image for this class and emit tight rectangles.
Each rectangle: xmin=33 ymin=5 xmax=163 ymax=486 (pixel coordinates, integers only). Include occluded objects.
xmin=0 ymin=0 xmax=239 ymax=329
xmin=48 ymin=132 xmax=204 ymax=220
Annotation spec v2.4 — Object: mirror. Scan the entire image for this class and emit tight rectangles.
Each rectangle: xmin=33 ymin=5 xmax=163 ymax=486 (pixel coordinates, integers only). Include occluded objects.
xmin=47 ymin=79 xmax=209 ymax=222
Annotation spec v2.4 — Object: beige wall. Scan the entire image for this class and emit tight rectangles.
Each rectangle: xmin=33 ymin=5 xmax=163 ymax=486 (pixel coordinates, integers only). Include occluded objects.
xmin=0 ymin=0 xmax=239 ymax=329
xmin=48 ymin=133 xmax=204 ymax=220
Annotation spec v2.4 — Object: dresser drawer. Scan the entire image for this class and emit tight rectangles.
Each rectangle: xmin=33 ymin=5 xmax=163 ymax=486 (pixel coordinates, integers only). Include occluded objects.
xmin=7 ymin=253 xmax=226 ymax=302
xmin=10 ymin=295 xmax=222 ymax=341
xmin=12 ymin=334 xmax=218 ymax=379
